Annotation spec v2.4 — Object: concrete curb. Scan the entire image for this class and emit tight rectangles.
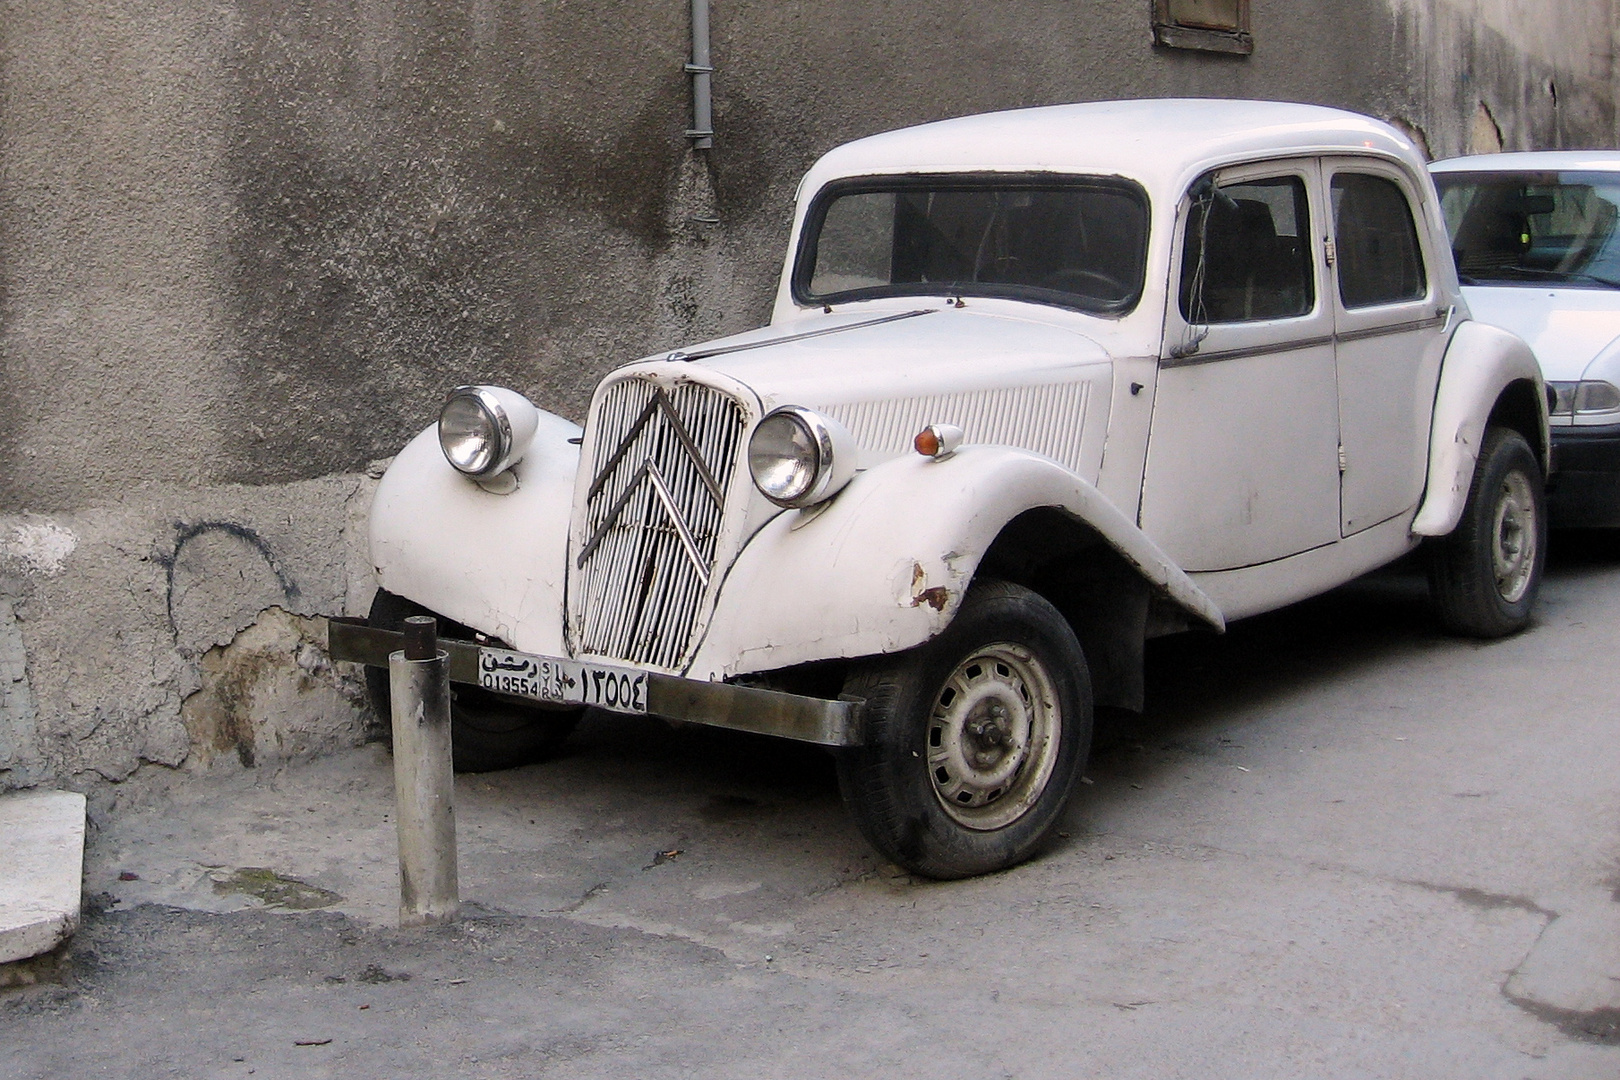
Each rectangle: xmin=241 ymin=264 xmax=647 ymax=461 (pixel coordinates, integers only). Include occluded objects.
xmin=0 ymin=790 xmax=86 ymax=964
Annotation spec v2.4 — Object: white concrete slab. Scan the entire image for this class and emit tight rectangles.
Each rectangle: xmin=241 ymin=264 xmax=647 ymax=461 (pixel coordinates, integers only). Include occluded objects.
xmin=0 ymin=789 xmax=86 ymax=964
xmin=1507 ymin=900 xmax=1620 ymax=1013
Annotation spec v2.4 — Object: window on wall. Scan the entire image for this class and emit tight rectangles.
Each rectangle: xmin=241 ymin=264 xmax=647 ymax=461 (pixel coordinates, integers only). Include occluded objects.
xmin=1152 ymin=0 xmax=1253 ymax=56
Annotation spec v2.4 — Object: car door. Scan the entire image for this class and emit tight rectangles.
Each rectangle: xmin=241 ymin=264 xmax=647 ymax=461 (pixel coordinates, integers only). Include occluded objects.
xmin=1140 ymin=160 xmax=1342 ymax=572
xmin=1325 ymin=159 xmax=1449 ymax=535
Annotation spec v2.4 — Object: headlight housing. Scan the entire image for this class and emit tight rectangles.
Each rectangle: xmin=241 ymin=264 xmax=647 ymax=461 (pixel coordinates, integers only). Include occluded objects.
xmin=1547 ymin=379 xmax=1620 ymax=418
xmin=747 ymin=406 xmax=857 ymax=508
xmin=438 ymin=385 xmax=540 ymax=478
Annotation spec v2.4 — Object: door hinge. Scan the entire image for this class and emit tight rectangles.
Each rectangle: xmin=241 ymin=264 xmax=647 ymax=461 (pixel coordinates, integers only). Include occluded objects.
xmin=1324 ymin=237 xmax=1337 ymax=266
xmin=1338 ymin=444 xmax=1348 ymax=474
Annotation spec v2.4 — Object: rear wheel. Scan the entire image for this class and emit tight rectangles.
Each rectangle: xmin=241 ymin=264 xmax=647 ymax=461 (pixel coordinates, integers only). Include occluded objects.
xmin=835 ymin=580 xmax=1091 ymax=879
xmin=1429 ymin=425 xmax=1546 ymax=638
xmin=365 ymin=589 xmax=581 ymax=772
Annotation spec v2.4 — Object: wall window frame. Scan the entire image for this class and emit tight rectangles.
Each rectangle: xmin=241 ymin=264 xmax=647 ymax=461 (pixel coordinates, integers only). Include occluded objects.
xmin=1152 ymin=0 xmax=1253 ymax=56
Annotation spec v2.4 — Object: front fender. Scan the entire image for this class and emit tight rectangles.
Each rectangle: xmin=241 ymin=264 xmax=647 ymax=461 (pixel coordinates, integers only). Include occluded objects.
xmin=369 ymin=411 xmax=581 ymax=654
xmin=1411 ymin=320 xmax=1546 ymax=537
xmin=689 ymin=445 xmax=1224 ymax=680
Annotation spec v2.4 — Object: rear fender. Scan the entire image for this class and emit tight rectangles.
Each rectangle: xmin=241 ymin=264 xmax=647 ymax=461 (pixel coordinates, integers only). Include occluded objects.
xmin=1412 ymin=320 xmax=1547 ymax=537
xmin=689 ymin=445 xmax=1224 ymax=679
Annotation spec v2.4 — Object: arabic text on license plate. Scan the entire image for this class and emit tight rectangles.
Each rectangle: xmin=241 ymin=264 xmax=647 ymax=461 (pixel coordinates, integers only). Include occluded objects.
xmin=476 ymin=648 xmax=648 ymax=714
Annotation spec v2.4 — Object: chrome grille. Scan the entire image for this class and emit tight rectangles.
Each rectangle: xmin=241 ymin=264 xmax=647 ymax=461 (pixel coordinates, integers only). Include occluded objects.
xmin=572 ymin=376 xmax=746 ymax=670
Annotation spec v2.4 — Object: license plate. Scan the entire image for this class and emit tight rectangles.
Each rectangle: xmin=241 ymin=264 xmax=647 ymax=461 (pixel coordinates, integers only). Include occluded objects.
xmin=476 ymin=647 xmax=649 ymax=714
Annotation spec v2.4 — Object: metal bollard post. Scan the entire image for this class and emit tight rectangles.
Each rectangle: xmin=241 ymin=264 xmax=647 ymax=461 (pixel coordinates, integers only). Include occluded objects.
xmin=389 ymin=615 xmax=459 ymax=927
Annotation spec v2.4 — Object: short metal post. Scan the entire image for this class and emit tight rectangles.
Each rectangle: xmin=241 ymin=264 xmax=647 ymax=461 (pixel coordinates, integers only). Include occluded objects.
xmin=389 ymin=615 xmax=459 ymax=927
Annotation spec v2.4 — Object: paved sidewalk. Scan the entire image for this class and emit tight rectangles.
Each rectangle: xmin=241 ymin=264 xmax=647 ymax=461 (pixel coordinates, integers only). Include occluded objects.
xmin=4 ymin=548 xmax=1620 ymax=1078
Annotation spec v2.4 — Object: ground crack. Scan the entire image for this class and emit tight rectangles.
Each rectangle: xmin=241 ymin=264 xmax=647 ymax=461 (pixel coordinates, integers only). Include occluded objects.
xmin=1399 ymin=879 xmax=1555 ymax=919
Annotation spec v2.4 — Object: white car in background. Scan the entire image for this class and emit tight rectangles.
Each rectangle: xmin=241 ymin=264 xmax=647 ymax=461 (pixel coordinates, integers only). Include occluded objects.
xmin=334 ymin=101 xmax=1548 ymax=879
xmin=1431 ymin=152 xmax=1620 ymax=526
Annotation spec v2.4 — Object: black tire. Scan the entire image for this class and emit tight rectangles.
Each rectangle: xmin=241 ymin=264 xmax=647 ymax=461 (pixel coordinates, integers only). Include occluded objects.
xmin=1428 ymin=425 xmax=1546 ymax=638
xmin=835 ymin=580 xmax=1092 ymax=879
xmin=365 ymin=589 xmax=581 ymax=773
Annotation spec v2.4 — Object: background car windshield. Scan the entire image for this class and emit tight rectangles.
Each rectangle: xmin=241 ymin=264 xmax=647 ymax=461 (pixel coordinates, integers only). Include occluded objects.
xmin=800 ymin=178 xmax=1149 ymax=314
xmin=1435 ymin=171 xmax=1620 ymax=288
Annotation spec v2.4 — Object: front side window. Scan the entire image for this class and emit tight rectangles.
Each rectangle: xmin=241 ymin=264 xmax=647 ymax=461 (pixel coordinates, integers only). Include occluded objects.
xmin=1434 ymin=170 xmax=1620 ymax=289
xmin=1179 ymin=175 xmax=1315 ymax=324
xmin=795 ymin=176 xmax=1151 ymax=316
xmin=1331 ymin=173 xmax=1427 ymax=308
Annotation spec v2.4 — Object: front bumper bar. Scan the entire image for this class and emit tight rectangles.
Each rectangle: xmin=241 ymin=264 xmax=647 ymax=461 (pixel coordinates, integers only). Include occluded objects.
xmin=326 ymin=617 xmax=865 ymax=748
xmin=1548 ymin=422 xmax=1620 ymax=528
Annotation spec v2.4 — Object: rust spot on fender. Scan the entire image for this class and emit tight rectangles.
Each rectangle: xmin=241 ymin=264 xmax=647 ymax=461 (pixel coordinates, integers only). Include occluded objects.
xmin=908 ymin=562 xmax=951 ymax=611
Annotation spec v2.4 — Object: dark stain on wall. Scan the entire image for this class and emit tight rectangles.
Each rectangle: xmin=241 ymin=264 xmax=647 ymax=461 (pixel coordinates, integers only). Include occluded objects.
xmin=221 ymin=0 xmax=693 ymax=483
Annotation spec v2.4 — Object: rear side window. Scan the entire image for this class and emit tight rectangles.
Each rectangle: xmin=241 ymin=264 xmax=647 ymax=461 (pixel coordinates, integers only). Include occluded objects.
xmin=1332 ymin=173 xmax=1427 ymax=308
xmin=1180 ymin=175 xmax=1315 ymax=323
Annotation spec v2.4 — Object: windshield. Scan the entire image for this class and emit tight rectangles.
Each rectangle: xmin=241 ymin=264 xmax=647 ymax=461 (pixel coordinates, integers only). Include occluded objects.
xmin=794 ymin=175 xmax=1150 ymax=315
xmin=1434 ymin=170 xmax=1620 ymax=288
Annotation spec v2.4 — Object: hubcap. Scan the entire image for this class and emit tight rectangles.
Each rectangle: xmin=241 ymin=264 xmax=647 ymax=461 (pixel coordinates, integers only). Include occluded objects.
xmin=1491 ymin=467 xmax=1537 ymax=605
xmin=926 ymin=642 xmax=1061 ymax=831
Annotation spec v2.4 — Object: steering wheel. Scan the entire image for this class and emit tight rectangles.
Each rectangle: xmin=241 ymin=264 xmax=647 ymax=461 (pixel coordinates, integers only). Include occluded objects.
xmin=1038 ymin=267 xmax=1127 ymax=298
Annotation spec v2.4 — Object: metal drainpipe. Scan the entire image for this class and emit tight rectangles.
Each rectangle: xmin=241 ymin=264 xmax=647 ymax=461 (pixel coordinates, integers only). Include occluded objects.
xmin=685 ymin=0 xmax=714 ymax=149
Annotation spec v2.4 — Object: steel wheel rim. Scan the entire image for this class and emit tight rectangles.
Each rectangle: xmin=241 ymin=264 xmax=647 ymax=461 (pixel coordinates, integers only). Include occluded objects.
xmin=926 ymin=641 xmax=1061 ymax=831
xmin=1491 ymin=467 xmax=1537 ymax=605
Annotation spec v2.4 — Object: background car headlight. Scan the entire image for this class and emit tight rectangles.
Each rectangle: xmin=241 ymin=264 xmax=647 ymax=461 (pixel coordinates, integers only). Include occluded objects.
xmin=438 ymin=385 xmax=540 ymax=477
xmin=747 ymin=406 xmax=857 ymax=508
xmin=1547 ymin=379 xmax=1620 ymax=417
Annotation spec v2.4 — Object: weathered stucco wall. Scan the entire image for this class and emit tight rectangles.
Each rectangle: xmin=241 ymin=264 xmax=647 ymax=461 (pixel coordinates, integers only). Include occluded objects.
xmin=0 ymin=0 xmax=1614 ymax=799
xmin=1389 ymin=0 xmax=1619 ymax=154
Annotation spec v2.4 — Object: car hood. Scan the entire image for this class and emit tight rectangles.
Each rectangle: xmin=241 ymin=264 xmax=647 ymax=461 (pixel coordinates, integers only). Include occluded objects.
xmin=625 ymin=305 xmax=1117 ymax=475
xmin=1460 ymin=285 xmax=1620 ymax=381
xmin=667 ymin=306 xmax=1113 ymax=409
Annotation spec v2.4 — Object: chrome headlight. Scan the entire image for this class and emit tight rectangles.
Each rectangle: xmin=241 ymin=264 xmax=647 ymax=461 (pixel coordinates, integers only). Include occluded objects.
xmin=438 ymin=385 xmax=540 ymax=477
xmin=747 ymin=406 xmax=857 ymax=508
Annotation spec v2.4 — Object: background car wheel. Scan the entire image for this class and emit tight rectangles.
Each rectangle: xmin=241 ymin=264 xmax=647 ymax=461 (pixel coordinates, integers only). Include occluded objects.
xmin=1429 ymin=425 xmax=1546 ymax=638
xmin=365 ymin=589 xmax=581 ymax=773
xmin=835 ymin=580 xmax=1092 ymax=880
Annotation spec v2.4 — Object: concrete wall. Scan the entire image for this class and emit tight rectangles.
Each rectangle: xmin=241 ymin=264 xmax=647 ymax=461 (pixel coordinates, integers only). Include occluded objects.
xmin=1 ymin=0 xmax=1614 ymax=800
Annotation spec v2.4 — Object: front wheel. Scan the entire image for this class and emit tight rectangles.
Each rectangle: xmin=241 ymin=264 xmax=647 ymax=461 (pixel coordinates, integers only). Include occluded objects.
xmin=1429 ymin=425 xmax=1546 ymax=638
xmin=365 ymin=589 xmax=582 ymax=772
xmin=835 ymin=580 xmax=1092 ymax=879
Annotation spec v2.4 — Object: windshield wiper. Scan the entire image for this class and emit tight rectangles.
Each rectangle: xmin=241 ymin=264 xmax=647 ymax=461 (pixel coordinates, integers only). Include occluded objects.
xmin=1470 ymin=265 xmax=1620 ymax=288
xmin=1564 ymin=270 xmax=1620 ymax=289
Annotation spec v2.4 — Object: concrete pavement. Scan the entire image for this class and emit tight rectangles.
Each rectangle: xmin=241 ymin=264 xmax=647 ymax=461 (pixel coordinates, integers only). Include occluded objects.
xmin=3 ymin=540 xmax=1619 ymax=1078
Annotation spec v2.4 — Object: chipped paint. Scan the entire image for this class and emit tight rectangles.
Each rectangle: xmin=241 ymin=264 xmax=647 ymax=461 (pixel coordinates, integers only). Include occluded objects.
xmin=903 ymin=560 xmax=955 ymax=612
xmin=0 ymin=521 xmax=76 ymax=577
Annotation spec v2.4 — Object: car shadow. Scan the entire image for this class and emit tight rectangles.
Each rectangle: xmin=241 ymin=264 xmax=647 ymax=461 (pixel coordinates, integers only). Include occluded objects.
xmin=1099 ymin=560 xmax=1439 ymax=752
xmin=512 ymin=532 xmax=1620 ymax=877
xmin=1547 ymin=526 xmax=1620 ymax=573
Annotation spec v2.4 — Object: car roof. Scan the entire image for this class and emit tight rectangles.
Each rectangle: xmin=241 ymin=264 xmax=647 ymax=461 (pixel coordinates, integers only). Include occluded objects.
xmin=799 ymin=99 xmax=1425 ymax=197
xmin=1430 ymin=150 xmax=1620 ymax=174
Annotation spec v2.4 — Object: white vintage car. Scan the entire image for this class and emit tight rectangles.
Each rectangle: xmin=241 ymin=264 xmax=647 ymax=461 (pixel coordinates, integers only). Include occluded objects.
xmin=333 ymin=100 xmax=1548 ymax=879
xmin=1430 ymin=152 xmax=1620 ymax=526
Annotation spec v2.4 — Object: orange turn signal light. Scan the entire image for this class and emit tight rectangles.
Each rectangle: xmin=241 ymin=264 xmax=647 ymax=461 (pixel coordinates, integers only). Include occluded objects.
xmin=914 ymin=423 xmax=964 ymax=459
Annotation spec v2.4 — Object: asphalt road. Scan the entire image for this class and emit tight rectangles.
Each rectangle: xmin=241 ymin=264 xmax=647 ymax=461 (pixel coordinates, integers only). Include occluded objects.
xmin=4 ymin=538 xmax=1620 ymax=1079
